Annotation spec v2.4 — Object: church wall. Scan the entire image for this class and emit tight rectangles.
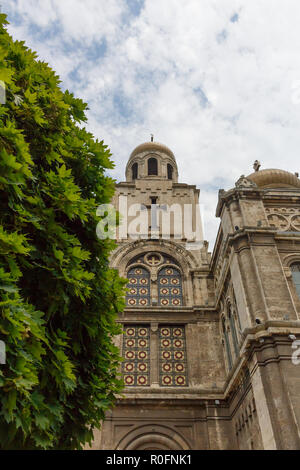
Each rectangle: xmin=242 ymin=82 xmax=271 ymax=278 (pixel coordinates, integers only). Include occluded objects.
xmin=229 ymin=385 xmax=264 ymax=450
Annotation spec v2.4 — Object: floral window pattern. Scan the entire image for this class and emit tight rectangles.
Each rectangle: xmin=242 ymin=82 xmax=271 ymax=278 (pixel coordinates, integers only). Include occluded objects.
xmin=158 ymin=267 xmax=182 ymax=306
xmin=159 ymin=326 xmax=187 ymax=387
xmin=122 ymin=326 xmax=150 ymax=387
xmin=126 ymin=267 xmax=150 ymax=307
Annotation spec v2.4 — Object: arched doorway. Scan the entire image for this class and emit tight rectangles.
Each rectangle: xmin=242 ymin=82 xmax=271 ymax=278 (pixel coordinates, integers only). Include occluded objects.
xmin=116 ymin=424 xmax=191 ymax=450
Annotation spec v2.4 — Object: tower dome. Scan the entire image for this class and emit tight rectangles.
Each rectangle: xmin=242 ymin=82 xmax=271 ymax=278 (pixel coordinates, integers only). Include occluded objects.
xmin=125 ymin=140 xmax=178 ymax=182
xmin=247 ymin=168 xmax=300 ymax=189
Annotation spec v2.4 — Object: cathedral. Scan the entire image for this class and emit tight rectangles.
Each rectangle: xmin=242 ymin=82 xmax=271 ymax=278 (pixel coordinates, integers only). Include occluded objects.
xmin=90 ymin=140 xmax=300 ymax=450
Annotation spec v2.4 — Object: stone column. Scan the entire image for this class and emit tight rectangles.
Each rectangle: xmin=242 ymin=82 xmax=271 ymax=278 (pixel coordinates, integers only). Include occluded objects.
xmin=150 ymin=323 xmax=159 ymax=386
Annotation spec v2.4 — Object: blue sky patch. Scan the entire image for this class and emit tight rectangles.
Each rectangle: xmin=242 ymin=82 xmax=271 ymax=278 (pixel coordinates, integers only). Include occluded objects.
xmin=193 ymin=87 xmax=209 ymax=108
xmin=230 ymin=13 xmax=239 ymax=23
xmin=126 ymin=0 xmax=145 ymax=17
xmin=216 ymin=29 xmax=228 ymax=44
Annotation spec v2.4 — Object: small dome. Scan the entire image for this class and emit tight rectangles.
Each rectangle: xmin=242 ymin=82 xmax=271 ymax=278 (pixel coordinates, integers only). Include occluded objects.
xmin=247 ymin=168 xmax=300 ymax=189
xmin=129 ymin=141 xmax=176 ymax=161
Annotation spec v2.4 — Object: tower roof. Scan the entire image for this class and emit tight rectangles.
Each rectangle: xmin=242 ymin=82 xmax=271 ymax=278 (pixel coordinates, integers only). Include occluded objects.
xmin=129 ymin=141 xmax=176 ymax=162
xmin=246 ymin=168 xmax=300 ymax=189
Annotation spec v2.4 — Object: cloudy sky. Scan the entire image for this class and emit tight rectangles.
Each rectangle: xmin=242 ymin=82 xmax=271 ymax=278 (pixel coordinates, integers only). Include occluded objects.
xmin=3 ymin=0 xmax=300 ymax=248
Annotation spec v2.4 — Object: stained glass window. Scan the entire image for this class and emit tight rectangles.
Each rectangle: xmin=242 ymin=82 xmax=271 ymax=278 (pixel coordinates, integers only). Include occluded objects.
xmin=122 ymin=326 xmax=150 ymax=387
xmin=158 ymin=267 xmax=182 ymax=306
xmin=126 ymin=266 xmax=150 ymax=307
xmin=159 ymin=326 xmax=187 ymax=387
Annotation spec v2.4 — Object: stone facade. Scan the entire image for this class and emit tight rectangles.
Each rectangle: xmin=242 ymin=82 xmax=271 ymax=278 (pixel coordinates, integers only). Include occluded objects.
xmin=89 ymin=142 xmax=300 ymax=450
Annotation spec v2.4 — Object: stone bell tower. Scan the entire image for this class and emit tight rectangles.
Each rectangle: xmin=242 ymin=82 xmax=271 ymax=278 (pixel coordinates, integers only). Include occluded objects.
xmin=88 ymin=142 xmax=300 ymax=451
xmin=90 ymin=140 xmax=220 ymax=451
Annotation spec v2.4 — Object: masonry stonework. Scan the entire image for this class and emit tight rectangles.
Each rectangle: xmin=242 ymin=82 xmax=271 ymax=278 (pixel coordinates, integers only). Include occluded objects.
xmin=89 ymin=142 xmax=300 ymax=450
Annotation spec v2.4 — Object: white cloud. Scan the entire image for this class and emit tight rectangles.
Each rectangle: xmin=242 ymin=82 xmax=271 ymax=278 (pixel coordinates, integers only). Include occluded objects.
xmin=3 ymin=0 xmax=300 ymax=248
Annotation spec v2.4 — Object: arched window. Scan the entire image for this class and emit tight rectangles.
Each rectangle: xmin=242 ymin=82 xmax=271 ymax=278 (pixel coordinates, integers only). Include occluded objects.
xmin=132 ymin=162 xmax=138 ymax=180
xmin=291 ymin=263 xmax=300 ymax=298
xmin=222 ymin=317 xmax=233 ymax=370
xmin=148 ymin=158 xmax=158 ymax=176
xmin=232 ymin=292 xmax=242 ymax=331
xmin=126 ymin=266 xmax=150 ymax=307
xmin=167 ymin=164 xmax=173 ymax=180
xmin=158 ymin=266 xmax=182 ymax=307
xmin=229 ymin=307 xmax=239 ymax=357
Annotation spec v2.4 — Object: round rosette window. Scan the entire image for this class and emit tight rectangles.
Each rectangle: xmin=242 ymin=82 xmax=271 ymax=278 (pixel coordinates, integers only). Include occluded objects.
xmin=137 ymin=376 xmax=148 ymax=386
xmin=126 ymin=339 xmax=135 ymax=348
xmin=173 ymin=328 xmax=183 ymax=337
xmin=174 ymin=339 xmax=183 ymax=348
xmin=174 ymin=351 xmax=184 ymax=360
xmin=138 ymin=363 xmax=148 ymax=373
xmin=126 ymin=328 xmax=135 ymax=336
xmin=162 ymin=363 xmax=172 ymax=373
xmin=138 ymin=350 xmax=147 ymax=360
xmin=124 ymin=363 xmax=134 ymax=372
xmin=161 ymin=328 xmax=171 ymax=337
xmin=162 ymin=375 xmax=173 ymax=386
xmin=138 ymin=328 xmax=148 ymax=337
xmin=175 ymin=376 xmax=186 ymax=386
xmin=161 ymin=339 xmax=171 ymax=348
xmin=175 ymin=363 xmax=185 ymax=373
xmin=125 ymin=350 xmax=135 ymax=360
xmin=162 ymin=351 xmax=171 ymax=360
xmin=124 ymin=375 xmax=134 ymax=386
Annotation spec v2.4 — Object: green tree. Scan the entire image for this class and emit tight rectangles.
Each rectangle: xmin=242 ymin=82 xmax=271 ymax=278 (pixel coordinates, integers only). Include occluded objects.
xmin=0 ymin=13 xmax=125 ymax=449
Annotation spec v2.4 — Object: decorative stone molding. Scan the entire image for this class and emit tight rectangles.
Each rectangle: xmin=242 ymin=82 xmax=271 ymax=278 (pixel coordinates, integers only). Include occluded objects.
xmin=283 ymin=266 xmax=292 ymax=279
xmin=265 ymin=207 xmax=300 ymax=231
xmin=235 ymin=175 xmax=258 ymax=189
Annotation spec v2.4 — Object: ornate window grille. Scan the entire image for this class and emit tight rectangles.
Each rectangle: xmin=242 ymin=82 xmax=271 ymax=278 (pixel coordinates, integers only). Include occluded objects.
xmin=126 ymin=266 xmax=150 ymax=307
xmin=159 ymin=326 xmax=188 ymax=387
xmin=158 ymin=266 xmax=182 ymax=307
xmin=122 ymin=325 xmax=150 ymax=387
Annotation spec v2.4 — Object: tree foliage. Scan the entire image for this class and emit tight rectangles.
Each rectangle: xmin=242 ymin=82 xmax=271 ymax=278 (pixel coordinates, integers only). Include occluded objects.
xmin=0 ymin=13 xmax=126 ymax=449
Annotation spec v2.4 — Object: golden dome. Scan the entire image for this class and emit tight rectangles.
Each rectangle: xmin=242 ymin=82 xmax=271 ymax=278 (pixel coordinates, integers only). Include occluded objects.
xmin=129 ymin=141 xmax=176 ymax=161
xmin=247 ymin=168 xmax=300 ymax=189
